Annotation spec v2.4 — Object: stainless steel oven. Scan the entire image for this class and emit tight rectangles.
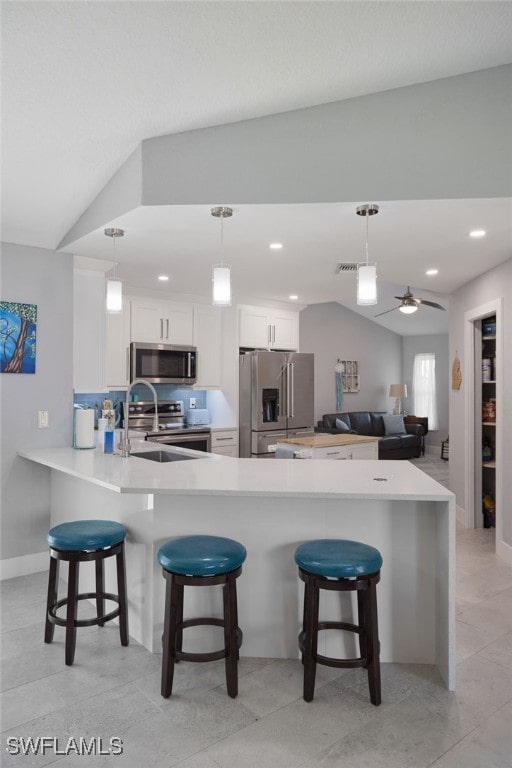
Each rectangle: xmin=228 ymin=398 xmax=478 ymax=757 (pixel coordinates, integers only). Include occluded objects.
xmin=146 ymin=431 xmax=211 ymax=453
xmin=123 ymin=400 xmax=211 ymax=453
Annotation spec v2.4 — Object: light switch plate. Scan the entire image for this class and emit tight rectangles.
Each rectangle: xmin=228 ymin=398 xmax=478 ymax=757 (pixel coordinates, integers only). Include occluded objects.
xmin=189 ymin=398 xmax=196 ymax=408
xmin=38 ymin=410 xmax=49 ymax=428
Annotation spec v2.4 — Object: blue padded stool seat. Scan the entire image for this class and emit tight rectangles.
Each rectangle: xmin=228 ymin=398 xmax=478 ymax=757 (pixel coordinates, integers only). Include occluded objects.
xmin=295 ymin=538 xmax=382 ymax=706
xmin=45 ymin=519 xmax=128 ymax=666
xmin=48 ymin=520 xmax=126 ymax=552
xmin=157 ymin=535 xmax=247 ymax=576
xmin=294 ymin=539 xmax=382 ymax=578
xmin=158 ymin=534 xmax=247 ymax=699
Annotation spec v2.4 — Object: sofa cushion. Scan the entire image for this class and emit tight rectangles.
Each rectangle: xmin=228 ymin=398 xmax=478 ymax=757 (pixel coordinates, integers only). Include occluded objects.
xmin=370 ymin=413 xmax=385 ymax=436
xmin=335 ymin=418 xmax=351 ymax=432
xmin=382 ymin=414 xmax=406 ymax=435
xmin=349 ymin=412 xmax=372 ymax=435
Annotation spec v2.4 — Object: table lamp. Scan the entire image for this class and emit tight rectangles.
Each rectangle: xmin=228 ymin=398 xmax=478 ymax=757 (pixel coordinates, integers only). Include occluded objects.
xmin=389 ymin=384 xmax=407 ymax=415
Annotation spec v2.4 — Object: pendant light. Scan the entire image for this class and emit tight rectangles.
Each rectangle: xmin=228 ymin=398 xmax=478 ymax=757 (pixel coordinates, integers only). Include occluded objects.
xmin=104 ymin=228 xmax=124 ymax=314
xmin=211 ymin=206 xmax=233 ymax=306
xmin=356 ymin=204 xmax=379 ymax=305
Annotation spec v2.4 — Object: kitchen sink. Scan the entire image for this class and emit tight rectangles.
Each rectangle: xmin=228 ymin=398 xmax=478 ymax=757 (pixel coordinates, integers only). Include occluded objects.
xmin=131 ymin=450 xmax=199 ymax=463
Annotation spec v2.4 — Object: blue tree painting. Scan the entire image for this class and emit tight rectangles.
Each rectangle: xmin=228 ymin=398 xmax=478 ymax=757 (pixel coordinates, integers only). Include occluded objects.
xmin=0 ymin=301 xmax=37 ymax=374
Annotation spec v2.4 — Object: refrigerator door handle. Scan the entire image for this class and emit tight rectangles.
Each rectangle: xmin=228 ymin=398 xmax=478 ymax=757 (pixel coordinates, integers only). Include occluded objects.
xmin=285 ymin=363 xmax=291 ymax=418
xmin=289 ymin=362 xmax=295 ymax=418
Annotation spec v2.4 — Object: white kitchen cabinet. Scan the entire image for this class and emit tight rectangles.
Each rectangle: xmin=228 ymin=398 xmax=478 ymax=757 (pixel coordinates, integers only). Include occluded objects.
xmin=73 ymin=269 xmax=106 ymax=393
xmin=279 ymin=437 xmax=379 ymax=460
xmin=193 ymin=305 xmax=222 ymax=388
xmin=210 ymin=429 xmax=239 ymax=457
xmin=105 ymin=303 xmax=130 ymax=388
xmin=238 ymin=305 xmax=299 ymax=350
xmin=131 ymin=298 xmax=193 ymax=345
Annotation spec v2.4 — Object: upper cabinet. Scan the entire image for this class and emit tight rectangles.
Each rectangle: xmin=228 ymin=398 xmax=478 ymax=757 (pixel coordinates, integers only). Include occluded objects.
xmin=105 ymin=302 xmax=130 ymax=389
xmin=238 ymin=305 xmax=299 ymax=350
xmin=193 ymin=305 xmax=222 ymax=388
xmin=131 ymin=298 xmax=194 ymax=345
xmin=73 ymin=269 xmax=106 ymax=393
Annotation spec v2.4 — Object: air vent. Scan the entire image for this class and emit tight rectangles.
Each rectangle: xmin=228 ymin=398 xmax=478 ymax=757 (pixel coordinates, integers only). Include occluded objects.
xmin=335 ymin=263 xmax=358 ymax=274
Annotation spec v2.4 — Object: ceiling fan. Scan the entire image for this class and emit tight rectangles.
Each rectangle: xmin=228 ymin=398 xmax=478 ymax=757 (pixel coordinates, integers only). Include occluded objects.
xmin=375 ymin=287 xmax=446 ymax=317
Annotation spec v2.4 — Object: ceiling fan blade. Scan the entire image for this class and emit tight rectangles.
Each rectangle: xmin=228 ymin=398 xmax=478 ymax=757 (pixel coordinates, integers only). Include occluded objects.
xmin=374 ymin=306 xmax=400 ymax=317
xmin=418 ymin=299 xmax=446 ymax=310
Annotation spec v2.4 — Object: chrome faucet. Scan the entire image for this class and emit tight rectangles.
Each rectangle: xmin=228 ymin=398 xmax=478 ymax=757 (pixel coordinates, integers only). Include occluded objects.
xmin=118 ymin=379 xmax=159 ymax=458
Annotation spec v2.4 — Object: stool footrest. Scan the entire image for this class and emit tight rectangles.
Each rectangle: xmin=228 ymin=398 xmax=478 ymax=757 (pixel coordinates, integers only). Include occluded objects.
xmin=48 ymin=592 xmax=121 ymax=628
xmin=174 ymin=618 xmax=243 ymax=663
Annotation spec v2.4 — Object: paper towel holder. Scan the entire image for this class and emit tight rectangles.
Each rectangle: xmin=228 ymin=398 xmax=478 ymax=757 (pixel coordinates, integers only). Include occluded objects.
xmin=73 ymin=405 xmax=96 ymax=450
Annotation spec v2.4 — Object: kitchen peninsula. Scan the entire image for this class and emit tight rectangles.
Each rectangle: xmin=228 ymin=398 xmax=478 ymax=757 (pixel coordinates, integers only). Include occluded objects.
xmin=19 ymin=441 xmax=456 ymax=690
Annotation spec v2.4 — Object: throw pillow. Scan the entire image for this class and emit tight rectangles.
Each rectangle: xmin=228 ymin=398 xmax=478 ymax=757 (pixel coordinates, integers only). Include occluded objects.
xmin=335 ymin=418 xmax=350 ymax=432
xmin=382 ymin=414 xmax=406 ymax=435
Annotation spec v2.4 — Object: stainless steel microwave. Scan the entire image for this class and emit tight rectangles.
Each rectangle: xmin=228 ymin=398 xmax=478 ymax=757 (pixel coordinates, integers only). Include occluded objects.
xmin=129 ymin=342 xmax=197 ymax=385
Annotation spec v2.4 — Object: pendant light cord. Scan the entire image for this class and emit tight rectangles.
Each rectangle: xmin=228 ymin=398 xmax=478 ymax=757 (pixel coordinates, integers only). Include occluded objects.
xmin=365 ymin=211 xmax=369 ymax=265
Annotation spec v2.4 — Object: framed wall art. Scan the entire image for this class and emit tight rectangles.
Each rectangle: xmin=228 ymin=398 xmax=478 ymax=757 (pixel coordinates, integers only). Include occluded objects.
xmin=0 ymin=301 xmax=37 ymax=374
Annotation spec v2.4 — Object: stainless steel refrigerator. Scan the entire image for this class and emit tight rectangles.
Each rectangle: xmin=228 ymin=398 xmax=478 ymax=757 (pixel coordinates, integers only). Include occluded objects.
xmin=239 ymin=350 xmax=315 ymax=458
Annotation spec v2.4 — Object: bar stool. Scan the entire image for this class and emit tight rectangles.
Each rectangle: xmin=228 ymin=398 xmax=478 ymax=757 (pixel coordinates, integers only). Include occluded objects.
xmin=45 ymin=520 xmax=128 ymax=665
xmin=294 ymin=538 xmax=382 ymax=705
xmin=157 ymin=535 xmax=247 ymax=699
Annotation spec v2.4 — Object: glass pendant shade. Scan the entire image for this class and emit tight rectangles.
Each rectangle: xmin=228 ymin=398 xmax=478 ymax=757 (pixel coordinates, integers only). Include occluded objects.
xmin=106 ymin=279 xmax=123 ymax=313
xmin=212 ymin=265 xmax=231 ymax=306
xmin=399 ymin=303 xmax=418 ymax=314
xmin=357 ymin=263 xmax=377 ymax=305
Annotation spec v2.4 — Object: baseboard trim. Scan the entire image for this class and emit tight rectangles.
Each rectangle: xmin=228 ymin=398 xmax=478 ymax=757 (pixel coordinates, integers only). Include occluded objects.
xmin=456 ymin=504 xmax=468 ymax=527
xmin=0 ymin=551 xmax=47 ymax=581
xmin=496 ymin=538 xmax=512 ymax=567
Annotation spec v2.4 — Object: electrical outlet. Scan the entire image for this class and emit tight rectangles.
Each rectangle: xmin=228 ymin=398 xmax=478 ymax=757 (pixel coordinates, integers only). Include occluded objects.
xmin=38 ymin=410 xmax=49 ymax=429
xmin=189 ymin=398 xmax=196 ymax=409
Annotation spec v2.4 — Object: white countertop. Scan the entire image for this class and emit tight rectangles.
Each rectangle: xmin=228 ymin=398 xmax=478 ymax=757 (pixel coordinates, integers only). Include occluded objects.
xmin=19 ymin=440 xmax=453 ymax=501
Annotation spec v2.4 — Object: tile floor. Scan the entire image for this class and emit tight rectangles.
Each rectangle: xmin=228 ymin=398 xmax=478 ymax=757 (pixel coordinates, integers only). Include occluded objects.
xmin=1 ymin=455 xmax=511 ymax=767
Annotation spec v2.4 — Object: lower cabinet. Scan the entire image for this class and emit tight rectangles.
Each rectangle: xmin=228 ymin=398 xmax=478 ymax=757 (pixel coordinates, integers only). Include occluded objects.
xmin=210 ymin=429 xmax=239 ymax=457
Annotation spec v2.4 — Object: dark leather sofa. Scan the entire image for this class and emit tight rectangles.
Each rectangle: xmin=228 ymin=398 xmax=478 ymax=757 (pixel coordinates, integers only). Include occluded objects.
xmin=316 ymin=411 xmax=424 ymax=460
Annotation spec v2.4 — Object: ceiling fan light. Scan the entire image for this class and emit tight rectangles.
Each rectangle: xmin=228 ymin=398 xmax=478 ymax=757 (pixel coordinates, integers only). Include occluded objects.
xmin=357 ymin=263 xmax=377 ymax=305
xmin=399 ymin=303 xmax=418 ymax=314
xmin=106 ymin=279 xmax=123 ymax=313
xmin=212 ymin=265 xmax=231 ymax=306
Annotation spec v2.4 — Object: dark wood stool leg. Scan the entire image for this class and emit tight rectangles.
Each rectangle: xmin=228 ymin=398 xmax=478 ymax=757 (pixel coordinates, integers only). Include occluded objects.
xmin=174 ymin=583 xmax=184 ymax=658
xmin=65 ymin=560 xmax=79 ymax=666
xmin=95 ymin=557 xmax=105 ymax=627
xmin=161 ymin=575 xmax=180 ymax=698
xmin=44 ymin=555 xmax=59 ymax=643
xmin=303 ymin=576 xmax=319 ymax=702
xmin=223 ymin=574 xmax=239 ymax=698
xmin=116 ymin=544 xmax=129 ymax=646
xmin=365 ymin=576 xmax=381 ymax=705
xmin=357 ymin=589 xmax=368 ymax=667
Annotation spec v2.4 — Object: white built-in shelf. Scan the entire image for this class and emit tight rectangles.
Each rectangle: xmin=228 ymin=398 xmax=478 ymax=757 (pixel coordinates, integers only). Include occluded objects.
xmin=482 ymin=422 xmax=496 ymax=426
xmin=483 ymin=461 xmax=496 ymax=469
xmin=482 ymin=380 xmax=496 ymax=384
xmin=482 ymin=335 xmax=496 ymax=340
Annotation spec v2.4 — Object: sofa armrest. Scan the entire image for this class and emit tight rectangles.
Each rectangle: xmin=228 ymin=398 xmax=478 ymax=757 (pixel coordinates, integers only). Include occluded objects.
xmin=405 ymin=424 xmax=424 ymax=437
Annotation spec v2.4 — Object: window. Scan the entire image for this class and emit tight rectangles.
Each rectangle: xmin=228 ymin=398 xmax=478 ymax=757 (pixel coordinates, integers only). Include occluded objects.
xmin=413 ymin=353 xmax=438 ymax=430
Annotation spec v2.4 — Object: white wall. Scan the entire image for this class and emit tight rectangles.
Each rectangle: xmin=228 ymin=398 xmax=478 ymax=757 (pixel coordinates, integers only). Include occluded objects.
xmin=0 ymin=242 xmax=73 ymax=570
xmin=402 ymin=335 xmax=449 ymax=448
xmin=300 ymin=302 xmax=402 ymax=423
xmin=449 ymin=258 xmax=512 ymax=551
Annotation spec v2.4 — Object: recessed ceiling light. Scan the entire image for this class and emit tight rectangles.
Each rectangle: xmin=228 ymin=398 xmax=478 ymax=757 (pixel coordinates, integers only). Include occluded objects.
xmin=469 ymin=229 xmax=486 ymax=238
xmin=269 ymin=243 xmax=283 ymax=250
xmin=426 ymin=269 xmax=439 ymax=276
xmin=289 ymin=295 xmax=298 ymax=300
xmin=158 ymin=275 xmax=169 ymax=281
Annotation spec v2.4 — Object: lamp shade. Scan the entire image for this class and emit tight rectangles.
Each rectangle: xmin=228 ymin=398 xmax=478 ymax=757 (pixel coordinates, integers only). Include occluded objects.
xmin=212 ymin=265 xmax=231 ymax=306
xmin=357 ymin=263 xmax=377 ymax=305
xmin=389 ymin=384 xmax=407 ymax=398
xmin=106 ymin=279 xmax=123 ymax=313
